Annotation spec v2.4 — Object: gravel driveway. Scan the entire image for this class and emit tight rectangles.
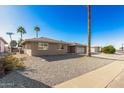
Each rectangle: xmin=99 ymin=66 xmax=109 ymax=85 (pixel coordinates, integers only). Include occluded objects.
xmin=0 ymin=54 xmax=115 ymax=88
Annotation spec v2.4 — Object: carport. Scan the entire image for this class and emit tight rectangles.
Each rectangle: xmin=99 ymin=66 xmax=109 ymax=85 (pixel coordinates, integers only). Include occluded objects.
xmin=68 ymin=43 xmax=86 ymax=54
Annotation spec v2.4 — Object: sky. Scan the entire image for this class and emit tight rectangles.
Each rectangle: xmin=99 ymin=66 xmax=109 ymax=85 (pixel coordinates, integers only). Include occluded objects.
xmin=0 ymin=5 xmax=124 ymax=49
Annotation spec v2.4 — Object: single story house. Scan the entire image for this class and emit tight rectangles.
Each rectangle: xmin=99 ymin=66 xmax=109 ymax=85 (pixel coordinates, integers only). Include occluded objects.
xmin=22 ymin=37 xmax=86 ymax=56
xmin=0 ymin=37 xmax=8 ymax=53
xmin=91 ymin=46 xmax=101 ymax=53
xmin=68 ymin=43 xmax=86 ymax=54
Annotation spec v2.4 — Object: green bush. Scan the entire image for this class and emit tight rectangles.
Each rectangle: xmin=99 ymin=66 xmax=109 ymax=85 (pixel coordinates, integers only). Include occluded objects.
xmin=101 ymin=45 xmax=116 ymax=54
xmin=1 ymin=55 xmax=25 ymax=71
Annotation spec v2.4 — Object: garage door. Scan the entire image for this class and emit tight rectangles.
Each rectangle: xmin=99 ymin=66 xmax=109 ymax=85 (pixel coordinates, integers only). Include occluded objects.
xmin=76 ymin=47 xmax=85 ymax=54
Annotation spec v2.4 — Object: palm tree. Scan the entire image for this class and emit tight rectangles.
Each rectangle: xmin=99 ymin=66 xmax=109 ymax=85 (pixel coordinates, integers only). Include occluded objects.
xmin=6 ymin=32 xmax=14 ymax=41
xmin=87 ymin=5 xmax=91 ymax=57
xmin=34 ymin=26 xmax=40 ymax=38
xmin=17 ymin=26 xmax=26 ymax=41
xmin=6 ymin=32 xmax=14 ymax=52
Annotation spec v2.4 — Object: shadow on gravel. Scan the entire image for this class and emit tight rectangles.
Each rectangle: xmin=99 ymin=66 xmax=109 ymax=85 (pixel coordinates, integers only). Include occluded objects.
xmin=0 ymin=71 xmax=51 ymax=88
xmin=38 ymin=54 xmax=85 ymax=62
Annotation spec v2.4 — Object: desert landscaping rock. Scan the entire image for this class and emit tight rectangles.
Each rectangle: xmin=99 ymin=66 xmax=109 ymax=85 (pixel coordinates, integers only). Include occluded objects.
xmin=0 ymin=54 xmax=115 ymax=88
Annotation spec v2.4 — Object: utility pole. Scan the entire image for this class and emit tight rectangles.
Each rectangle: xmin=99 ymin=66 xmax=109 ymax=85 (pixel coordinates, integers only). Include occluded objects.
xmin=87 ymin=5 xmax=91 ymax=57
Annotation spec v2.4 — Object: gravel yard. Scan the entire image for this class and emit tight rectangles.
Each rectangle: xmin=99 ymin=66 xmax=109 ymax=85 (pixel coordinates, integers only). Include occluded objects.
xmin=0 ymin=54 xmax=115 ymax=88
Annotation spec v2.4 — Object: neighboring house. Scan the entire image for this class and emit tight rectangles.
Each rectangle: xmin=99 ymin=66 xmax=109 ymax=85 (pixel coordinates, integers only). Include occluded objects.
xmin=22 ymin=37 xmax=86 ymax=56
xmin=0 ymin=37 xmax=8 ymax=53
xmin=91 ymin=46 xmax=101 ymax=53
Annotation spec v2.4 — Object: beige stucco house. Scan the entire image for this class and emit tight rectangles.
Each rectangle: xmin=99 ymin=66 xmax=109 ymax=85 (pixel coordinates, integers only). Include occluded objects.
xmin=0 ymin=37 xmax=8 ymax=53
xmin=22 ymin=37 xmax=86 ymax=56
xmin=91 ymin=46 xmax=101 ymax=53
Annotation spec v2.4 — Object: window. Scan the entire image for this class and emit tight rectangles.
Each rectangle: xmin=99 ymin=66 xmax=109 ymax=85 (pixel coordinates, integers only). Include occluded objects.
xmin=58 ymin=44 xmax=64 ymax=50
xmin=38 ymin=42 xmax=49 ymax=50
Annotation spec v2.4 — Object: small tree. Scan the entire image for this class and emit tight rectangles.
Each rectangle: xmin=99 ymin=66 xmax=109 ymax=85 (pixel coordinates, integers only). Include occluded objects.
xmin=10 ymin=40 xmax=17 ymax=48
xmin=101 ymin=45 xmax=116 ymax=54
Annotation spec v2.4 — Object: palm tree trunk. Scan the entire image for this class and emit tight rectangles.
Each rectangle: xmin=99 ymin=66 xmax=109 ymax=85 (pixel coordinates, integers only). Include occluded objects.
xmin=87 ymin=5 xmax=91 ymax=57
xmin=36 ymin=32 xmax=38 ymax=38
xmin=10 ymin=35 xmax=12 ymax=41
xmin=9 ymin=35 xmax=12 ymax=53
xmin=21 ymin=33 xmax=22 ymax=41
xmin=19 ymin=33 xmax=23 ymax=54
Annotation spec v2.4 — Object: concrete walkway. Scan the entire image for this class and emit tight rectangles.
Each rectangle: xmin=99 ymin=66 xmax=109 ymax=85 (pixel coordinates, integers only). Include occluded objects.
xmin=107 ymin=69 xmax=124 ymax=88
xmin=54 ymin=55 xmax=124 ymax=88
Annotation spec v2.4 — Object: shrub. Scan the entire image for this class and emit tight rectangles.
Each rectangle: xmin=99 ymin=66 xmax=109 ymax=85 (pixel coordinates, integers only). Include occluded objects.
xmin=10 ymin=40 xmax=17 ymax=48
xmin=101 ymin=45 xmax=116 ymax=54
xmin=1 ymin=55 xmax=25 ymax=72
xmin=0 ymin=60 xmax=5 ymax=75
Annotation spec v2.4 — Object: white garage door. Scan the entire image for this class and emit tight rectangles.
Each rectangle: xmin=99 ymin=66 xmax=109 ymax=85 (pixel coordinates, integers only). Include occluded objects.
xmin=76 ymin=47 xmax=85 ymax=54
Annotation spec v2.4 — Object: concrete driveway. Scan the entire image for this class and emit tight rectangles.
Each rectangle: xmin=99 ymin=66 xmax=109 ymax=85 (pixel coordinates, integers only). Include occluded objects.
xmin=107 ymin=70 xmax=124 ymax=88
xmin=107 ymin=54 xmax=124 ymax=88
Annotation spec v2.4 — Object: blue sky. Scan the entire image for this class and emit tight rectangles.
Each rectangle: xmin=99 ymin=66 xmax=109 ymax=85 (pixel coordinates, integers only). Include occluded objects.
xmin=0 ymin=5 xmax=124 ymax=49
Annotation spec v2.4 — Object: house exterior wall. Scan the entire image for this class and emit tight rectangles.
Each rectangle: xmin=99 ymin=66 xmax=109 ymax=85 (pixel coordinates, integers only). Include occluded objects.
xmin=23 ymin=42 xmax=32 ymax=56
xmin=24 ymin=49 xmax=32 ymax=56
xmin=23 ymin=42 xmax=68 ymax=56
xmin=91 ymin=47 xmax=100 ymax=53
xmin=75 ymin=46 xmax=86 ymax=54
xmin=0 ymin=39 xmax=5 ymax=53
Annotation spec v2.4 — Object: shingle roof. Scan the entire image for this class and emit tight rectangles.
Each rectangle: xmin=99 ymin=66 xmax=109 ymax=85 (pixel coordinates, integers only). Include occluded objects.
xmin=0 ymin=37 xmax=8 ymax=44
xmin=22 ymin=37 xmax=86 ymax=47
xmin=22 ymin=37 xmax=69 ymax=44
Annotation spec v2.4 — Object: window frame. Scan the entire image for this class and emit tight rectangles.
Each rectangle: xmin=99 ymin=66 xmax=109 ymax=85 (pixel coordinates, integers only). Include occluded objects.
xmin=58 ymin=44 xmax=64 ymax=50
xmin=38 ymin=42 xmax=49 ymax=50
